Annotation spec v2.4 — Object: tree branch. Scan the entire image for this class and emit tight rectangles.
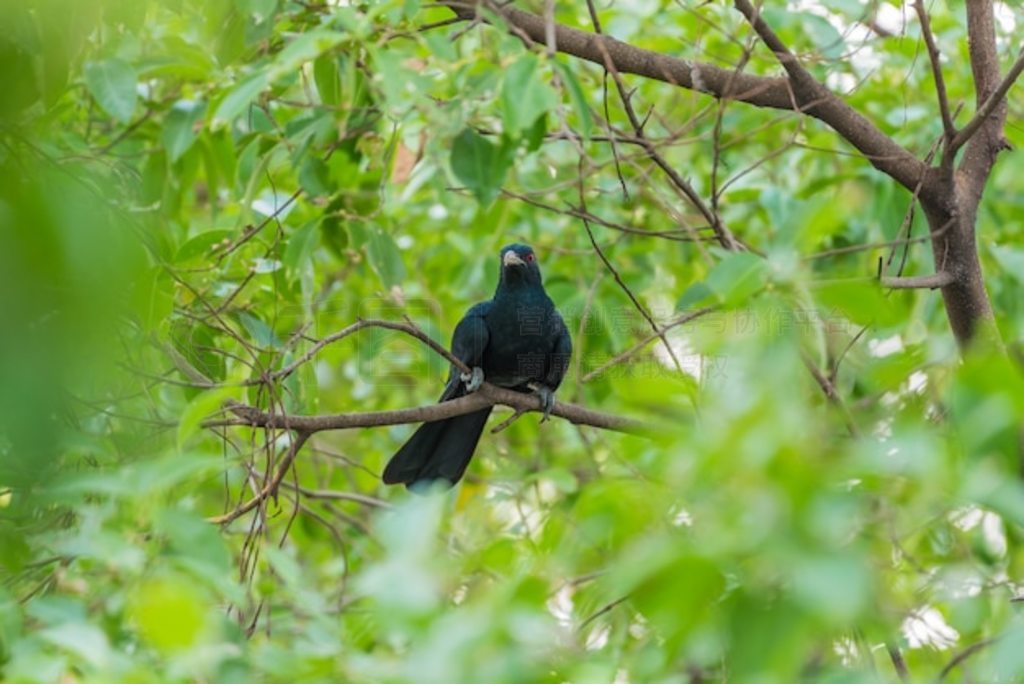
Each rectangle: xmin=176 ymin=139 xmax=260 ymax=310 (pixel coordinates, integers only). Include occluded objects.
xmin=949 ymin=44 xmax=1024 ymax=155
xmin=730 ymin=0 xmax=931 ymax=199
xmin=581 ymin=2 xmax=740 ymax=251
xmin=444 ymin=1 xmax=931 ymax=201
xmin=939 ymin=636 xmax=998 ymax=680
xmin=964 ymin=1 xmax=1003 ymax=105
xmin=955 ymin=1 xmax=1013 ymax=195
xmin=581 ymin=307 xmax=715 ymax=383
xmin=185 ymin=317 xmax=654 ymax=435
xmin=913 ymin=0 xmax=956 ymax=145
xmin=801 ymin=353 xmax=859 ymax=437
xmin=213 ymin=382 xmax=655 ymax=436
xmin=272 ymin=318 xmax=462 ymax=381
xmin=284 ymin=483 xmax=393 ymax=510
xmin=880 ymin=271 xmax=954 ymax=290
xmin=732 ymin=0 xmax=810 ymax=83
xmin=446 ymin=1 xmax=793 ymax=106
xmin=886 ymin=642 xmax=910 ymax=681
xmin=200 ymin=312 xmax=658 ymax=523
xmin=211 ymin=431 xmax=311 ymax=524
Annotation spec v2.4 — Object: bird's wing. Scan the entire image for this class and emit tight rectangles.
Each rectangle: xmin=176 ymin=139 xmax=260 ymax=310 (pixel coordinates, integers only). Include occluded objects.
xmin=543 ymin=310 xmax=572 ymax=391
xmin=439 ymin=301 xmax=492 ymax=401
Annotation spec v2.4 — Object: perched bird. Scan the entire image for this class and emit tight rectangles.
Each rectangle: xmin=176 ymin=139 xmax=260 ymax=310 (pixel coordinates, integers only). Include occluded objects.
xmin=383 ymin=243 xmax=572 ymax=489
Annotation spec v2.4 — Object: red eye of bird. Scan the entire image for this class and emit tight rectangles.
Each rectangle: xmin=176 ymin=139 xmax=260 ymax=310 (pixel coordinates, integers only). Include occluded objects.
xmin=526 ymin=253 xmax=535 ymax=262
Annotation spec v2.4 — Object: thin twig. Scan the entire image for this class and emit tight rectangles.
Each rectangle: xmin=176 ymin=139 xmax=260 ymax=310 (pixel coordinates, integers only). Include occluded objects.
xmin=582 ymin=307 xmax=715 ymax=383
xmin=589 ymin=35 xmax=740 ymax=251
xmin=443 ymin=0 xmax=930 ymax=198
xmin=579 ymin=595 xmax=630 ymax=632
xmin=284 ymin=483 xmax=393 ymax=510
xmin=93 ymin=109 xmax=155 ymax=156
xmin=949 ymin=44 xmax=1024 ymax=154
xmin=886 ymin=642 xmax=910 ymax=681
xmin=880 ymin=271 xmax=954 ymax=289
xmin=211 ymin=431 xmax=311 ymax=525
xmin=913 ymin=0 xmax=955 ymax=145
xmin=272 ymin=318 xmax=463 ymax=382
xmin=577 ymin=164 xmax=688 ymax=377
xmin=939 ymin=636 xmax=998 ymax=680
xmin=802 ymin=353 xmax=859 ymax=437
xmin=490 ymin=407 xmax=527 ymax=434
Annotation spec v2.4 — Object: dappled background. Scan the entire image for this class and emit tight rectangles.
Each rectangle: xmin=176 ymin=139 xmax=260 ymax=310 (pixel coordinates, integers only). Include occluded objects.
xmin=2 ymin=0 xmax=1024 ymax=681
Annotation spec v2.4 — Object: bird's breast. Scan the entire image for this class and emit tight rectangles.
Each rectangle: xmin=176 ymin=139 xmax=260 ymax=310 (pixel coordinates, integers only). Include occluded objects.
xmin=482 ymin=296 xmax=560 ymax=387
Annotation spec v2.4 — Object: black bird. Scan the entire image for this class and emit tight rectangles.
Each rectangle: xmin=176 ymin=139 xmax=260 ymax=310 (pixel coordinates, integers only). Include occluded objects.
xmin=383 ymin=244 xmax=572 ymax=489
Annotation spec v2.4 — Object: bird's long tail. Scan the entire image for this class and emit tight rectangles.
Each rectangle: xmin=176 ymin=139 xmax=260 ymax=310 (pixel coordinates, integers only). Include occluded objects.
xmin=382 ymin=407 xmax=493 ymax=488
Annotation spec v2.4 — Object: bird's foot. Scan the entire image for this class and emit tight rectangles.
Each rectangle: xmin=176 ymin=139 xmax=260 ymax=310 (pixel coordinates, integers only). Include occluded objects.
xmin=460 ymin=366 xmax=484 ymax=393
xmin=532 ymin=385 xmax=555 ymax=423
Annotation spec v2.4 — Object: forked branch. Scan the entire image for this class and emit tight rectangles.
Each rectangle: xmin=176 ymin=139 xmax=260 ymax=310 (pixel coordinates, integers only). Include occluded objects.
xmin=441 ymin=0 xmax=931 ymax=200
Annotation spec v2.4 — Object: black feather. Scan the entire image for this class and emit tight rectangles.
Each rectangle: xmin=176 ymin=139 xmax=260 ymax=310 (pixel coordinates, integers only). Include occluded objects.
xmin=382 ymin=244 xmax=571 ymax=489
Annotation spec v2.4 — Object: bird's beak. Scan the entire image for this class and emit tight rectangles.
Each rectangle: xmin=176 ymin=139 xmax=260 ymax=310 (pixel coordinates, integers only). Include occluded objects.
xmin=503 ymin=251 xmax=526 ymax=267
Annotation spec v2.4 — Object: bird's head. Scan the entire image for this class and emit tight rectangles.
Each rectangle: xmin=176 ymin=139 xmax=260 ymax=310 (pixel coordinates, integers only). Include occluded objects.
xmin=499 ymin=243 xmax=542 ymax=287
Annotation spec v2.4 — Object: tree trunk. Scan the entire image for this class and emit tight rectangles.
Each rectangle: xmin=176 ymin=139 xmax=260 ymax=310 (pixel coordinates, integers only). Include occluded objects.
xmin=922 ymin=192 xmax=997 ymax=350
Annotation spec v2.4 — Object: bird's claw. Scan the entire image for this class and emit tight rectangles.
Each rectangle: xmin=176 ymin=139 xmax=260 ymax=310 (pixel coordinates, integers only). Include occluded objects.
xmin=534 ymin=385 xmax=555 ymax=423
xmin=460 ymin=366 xmax=484 ymax=393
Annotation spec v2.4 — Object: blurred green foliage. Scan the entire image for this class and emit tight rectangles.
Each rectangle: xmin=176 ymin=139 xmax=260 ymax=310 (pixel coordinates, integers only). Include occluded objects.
xmin=1 ymin=0 xmax=1024 ymax=681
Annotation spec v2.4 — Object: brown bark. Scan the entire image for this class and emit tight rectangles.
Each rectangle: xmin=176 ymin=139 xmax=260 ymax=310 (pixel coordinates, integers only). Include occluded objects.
xmin=445 ymin=1 xmax=932 ymax=202
xmin=935 ymin=0 xmax=1013 ymax=348
xmin=212 ymin=383 xmax=655 ymax=436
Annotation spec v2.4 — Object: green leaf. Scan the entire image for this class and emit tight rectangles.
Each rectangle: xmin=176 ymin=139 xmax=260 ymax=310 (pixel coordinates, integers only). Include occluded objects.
xmin=321 ymin=200 xmax=350 ymax=257
xmin=762 ymin=9 xmax=846 ymax=59
xmin=991 ymin=245 xmax=1024 ymax=284
xmin=800 ymin=13 xmax=846 ymax=59
xmin=24 ymin=597 xmax=87 ymax=626
xmin=44 ymin=454 xmax=223 ymax=499
xmin=313 ymin=55 xmax=342 ymax=105
xmin=132 ymin=267 xmax=174 ymax=332
xmin=138 ymin=37 xmax=216 ymax=80
xmin=263 ymin=546 xmax=306 ymax=590
xmin=298 ymin=156 xmax=333 ymax=197
xmin=163 ymin=100 xmax=206 ymax=163
xmin=211 ymin=72 xmax=269 ymax=128
xmin=269 ymin=30 xmax=346 ymax=81
xmin=242 ymin=0 xmax=277 ymax=21
xmin=175 ymin=229 xmax=233 ymax=263
xmin=552 ymin=60 xmax=592 ymax=139
xmin=820 ymin=0 xmax=866 ymax=16
xmin=170 ymin=320 xmax=226 ymax=390
xmin=705 ymin=252 xmax=769 ymax=307
xmin=450 ymin=127 xmax=512 ymax=206
xmin=129 ymin=575 xmax=209 ymax=653
xmin=989 ymin=621 xmax=1024 ymax=680
xmin=815 ymin=278 xmax=898 ymax=327
xmin=366 ymin=228 xmax=406 ymax=288
xmin=790 ymin=553 xmax=873 ymax=623
xmin=608 ymin=543 xmax=724 ymax=644
xmin=251 ymin=258 xmax=282 ymax=274
xmin=501 ymin=53 xmax=556 ymax=136
xmin=524 ymin=113 xmax=547 ymax=153
xmin=84 ymin=58 xmax=138 ymax=123
xmin=284 ymin=220 xmax=321 ymax=274
xmin=39 ymin=623 xmax=113 ymax=668
xmin=177 ymin=386 xmax=236 ymax=449
xmin=238 ymin=311 xmax=282 ymax=348
xmin=154 ymin=508 xmax=231 ymax=573
xmin=677 ymin=281 xmax=715 ymax=310
xmin=423 ymin=32 xmax=456 ymax=61
xmin=529 ymin=467 xmax=578 ymax=494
